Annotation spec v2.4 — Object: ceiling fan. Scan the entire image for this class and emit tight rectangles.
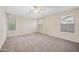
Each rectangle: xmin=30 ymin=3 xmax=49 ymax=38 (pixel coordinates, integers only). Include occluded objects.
xmin=29 ymin=6 xmax=47 ymax=14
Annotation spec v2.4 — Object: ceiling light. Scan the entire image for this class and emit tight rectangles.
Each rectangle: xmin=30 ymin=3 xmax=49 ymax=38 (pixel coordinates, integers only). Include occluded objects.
xmin=32 ymin=6 xmax=46 ymax=14
xmin=34 ymin=9 xmax=39 ymax=13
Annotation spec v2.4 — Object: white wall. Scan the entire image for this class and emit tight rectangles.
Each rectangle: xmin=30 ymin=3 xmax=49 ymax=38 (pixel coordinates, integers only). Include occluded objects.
xmin=39 ymin=8 xmax=79 ymax=43
xmin=0 ymin=8 xmax=6 ymax=49
xmin=6 ymin=14 xmax=37 ymax=37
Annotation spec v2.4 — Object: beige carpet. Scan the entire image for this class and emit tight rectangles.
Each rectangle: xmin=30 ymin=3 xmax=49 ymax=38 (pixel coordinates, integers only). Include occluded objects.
xmin=1 ymin=33 xmax=79 ymax=52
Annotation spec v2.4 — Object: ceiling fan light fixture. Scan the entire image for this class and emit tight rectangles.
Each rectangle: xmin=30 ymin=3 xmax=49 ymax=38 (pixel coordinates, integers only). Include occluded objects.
xmin=34 ymin=9 xmax=39 ymax=13
xmin=29 ymin=6 xmax=47 ymax=15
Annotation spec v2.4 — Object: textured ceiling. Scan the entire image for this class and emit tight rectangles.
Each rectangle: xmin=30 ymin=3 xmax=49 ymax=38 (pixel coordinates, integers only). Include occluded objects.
xmin=1 ymin=6 xmax=79 ymax=19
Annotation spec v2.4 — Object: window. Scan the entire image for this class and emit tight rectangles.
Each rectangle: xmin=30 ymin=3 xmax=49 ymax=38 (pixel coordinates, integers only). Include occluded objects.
xmin=8 ymin=18 xmax=16 ymax=31
xmin=61 ymin=15 xmax=75 ymax=33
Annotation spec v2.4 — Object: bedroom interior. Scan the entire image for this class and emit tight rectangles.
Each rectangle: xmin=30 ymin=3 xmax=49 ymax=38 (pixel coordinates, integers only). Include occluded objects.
xmin=0 ymin=6 xmax=79 ymax=52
